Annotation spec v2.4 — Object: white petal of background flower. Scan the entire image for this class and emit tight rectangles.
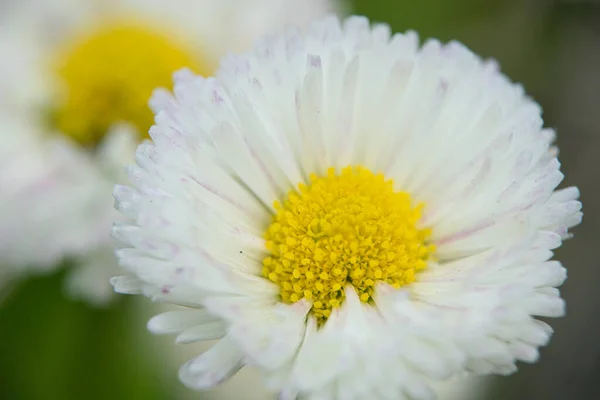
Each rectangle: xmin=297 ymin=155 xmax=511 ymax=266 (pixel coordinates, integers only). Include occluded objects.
xmin=0 ymin=116 xmax=134 ymax=303
xmin=0 ymin=115 xmax=95 ymax=270
xmin=0 ymin=23 xmax=53 ymax=113
xmin=115 ymin=0 xmax=346 ymax=59
xmin=108 ymin=14 xmax=580 ymax=400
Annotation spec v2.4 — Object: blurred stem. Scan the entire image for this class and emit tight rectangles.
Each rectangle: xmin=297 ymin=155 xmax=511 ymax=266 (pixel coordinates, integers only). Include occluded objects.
xmin=0 ymin=270 xmax=173 ymax=400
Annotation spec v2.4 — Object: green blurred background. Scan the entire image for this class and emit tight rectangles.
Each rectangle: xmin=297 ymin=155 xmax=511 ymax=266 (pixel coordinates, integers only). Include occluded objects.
xmin=1 ymin=0 xmax=598 ymax=399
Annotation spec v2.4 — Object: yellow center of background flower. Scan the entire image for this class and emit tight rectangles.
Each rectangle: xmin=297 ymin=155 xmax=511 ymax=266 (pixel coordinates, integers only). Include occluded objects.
xmin=262 ymin=166 xmax=435 ymax=325
xmin=52 ymin=22 xmax=210 ymax=147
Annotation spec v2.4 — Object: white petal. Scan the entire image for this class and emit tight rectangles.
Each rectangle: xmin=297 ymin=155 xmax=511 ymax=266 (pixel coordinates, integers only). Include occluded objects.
xmin=148 ymin=309 xmax=221 ymax=334
xmin=110 ymin=275 xmax=143 ymax=295
xmin=179 ymin=336 xmax=244 ymax=390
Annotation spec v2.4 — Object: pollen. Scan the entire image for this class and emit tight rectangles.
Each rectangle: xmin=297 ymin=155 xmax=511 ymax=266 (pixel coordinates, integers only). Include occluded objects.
xmin=262 ymin=166 xmax=435 ymax=325
xmin=51 ymin=21 xmax=211 ymax=147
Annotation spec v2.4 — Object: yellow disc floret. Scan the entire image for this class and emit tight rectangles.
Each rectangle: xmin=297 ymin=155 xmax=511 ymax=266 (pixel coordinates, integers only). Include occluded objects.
xmin=52 ymin=22 xmax=211 ymax=147
xmin=262 ymin=166 xmax=435 ymax=325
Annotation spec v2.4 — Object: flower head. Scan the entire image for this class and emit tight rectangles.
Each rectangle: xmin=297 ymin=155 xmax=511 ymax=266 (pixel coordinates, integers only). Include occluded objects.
xmin=0 ymin=0 xmax=339 ymax=305
xmin=112 ymin=16 xmax=582 ymax=398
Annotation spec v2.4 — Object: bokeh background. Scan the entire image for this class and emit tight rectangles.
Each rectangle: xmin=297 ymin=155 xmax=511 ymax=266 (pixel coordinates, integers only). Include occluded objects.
xmin=0 ymin=0 xmax=598 ymax=399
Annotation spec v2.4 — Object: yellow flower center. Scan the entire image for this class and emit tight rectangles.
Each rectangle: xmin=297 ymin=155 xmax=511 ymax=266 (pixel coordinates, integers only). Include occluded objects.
xmin=262 ymin=166 xmax=435 ymax=325
xmin=51 ymin=21 xmax=211 ymax=147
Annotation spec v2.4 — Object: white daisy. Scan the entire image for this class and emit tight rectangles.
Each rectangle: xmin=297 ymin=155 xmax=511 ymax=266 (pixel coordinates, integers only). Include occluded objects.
xmin=0 ymin=0 xmax=340 ymax=305
xmin=112 ymin=15 xmax=582 ymax=399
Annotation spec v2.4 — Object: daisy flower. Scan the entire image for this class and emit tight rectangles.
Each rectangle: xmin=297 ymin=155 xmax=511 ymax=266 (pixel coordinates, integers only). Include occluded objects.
xmin=112 ymin=15 xmax=581 ymax=399
xmin=0 ymin=0 xmax=340 ymax=305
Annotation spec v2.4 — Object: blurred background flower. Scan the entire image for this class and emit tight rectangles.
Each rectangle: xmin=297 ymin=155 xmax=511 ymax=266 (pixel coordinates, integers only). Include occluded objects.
xmin=0 ymin=0 xmax=341 ymax=305
xmin=0 ymin=0 xmax=597 ymax=399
